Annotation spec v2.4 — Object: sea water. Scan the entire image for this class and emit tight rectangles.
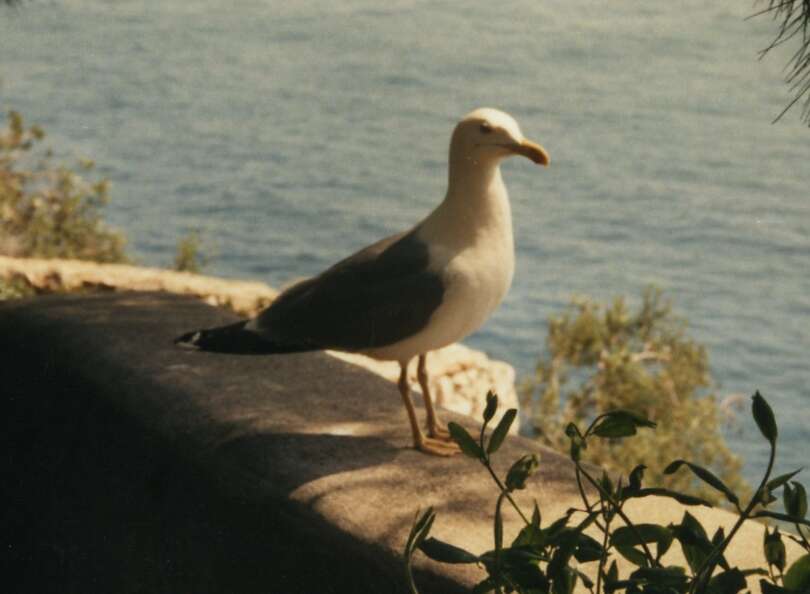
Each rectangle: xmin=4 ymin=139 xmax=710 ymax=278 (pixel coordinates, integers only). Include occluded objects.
xmin=1 ymin=0 xmax=808 ymax=481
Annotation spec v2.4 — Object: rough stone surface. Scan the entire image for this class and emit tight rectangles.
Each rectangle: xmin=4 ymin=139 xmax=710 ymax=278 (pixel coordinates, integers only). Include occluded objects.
xmin=0 ymin=256 xmax=520 ymax=423
xmin=0 ymin=254 xmax=279 ymax=316
xmin=1 ymin=292 xmax=800 ymax=594
xmin=332 ymin=345 xmax=519 ymax=432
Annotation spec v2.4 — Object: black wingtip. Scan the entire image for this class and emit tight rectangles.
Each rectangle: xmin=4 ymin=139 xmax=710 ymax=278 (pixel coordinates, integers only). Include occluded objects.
xmin=174 ymin=329 xmax=202 ymax=349
xmin=173 ymin=321 xmax=294 ymax=355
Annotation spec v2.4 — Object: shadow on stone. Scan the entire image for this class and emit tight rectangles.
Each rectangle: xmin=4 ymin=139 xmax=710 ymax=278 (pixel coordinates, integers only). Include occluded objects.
xmin=216 ymin=431 xmax=399 ymax=494
xmin=2 ymin=372 xmax=409 ymax=594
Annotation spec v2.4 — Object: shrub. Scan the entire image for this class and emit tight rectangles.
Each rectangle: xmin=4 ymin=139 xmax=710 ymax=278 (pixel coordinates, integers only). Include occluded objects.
xmin=0 ymin=277 xmax=35 ymax=300
xmin=405 ymin=391 xmax=810 ymax=594
xmin=0 ymin=110 xmax=128 ymax=263
xmin=173 ymin=231 xmax=209 ymax=273
xmin=521 ymin=287 xmax=747 ymax=505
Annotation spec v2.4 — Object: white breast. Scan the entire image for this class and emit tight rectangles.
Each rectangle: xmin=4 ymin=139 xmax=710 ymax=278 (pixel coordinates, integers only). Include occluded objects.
xmin=364 ymin=174 xmax=515 ymax=363
xmin=426 ymin=237 xmax=515 ymax=345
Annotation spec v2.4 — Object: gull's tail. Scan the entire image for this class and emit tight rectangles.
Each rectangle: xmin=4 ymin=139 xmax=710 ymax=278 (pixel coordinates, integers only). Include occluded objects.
xmin=174 ymin=321 xmax=313 ymax=355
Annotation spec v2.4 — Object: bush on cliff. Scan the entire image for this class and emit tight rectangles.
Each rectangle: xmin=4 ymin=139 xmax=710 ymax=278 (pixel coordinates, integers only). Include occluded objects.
xmin=0 ymin=110 xmax=209 ymax=292
xmin=521 ymin=287 xmax=747 ymax=505
xmin=0 ymin=110 xmax=128 ymax=263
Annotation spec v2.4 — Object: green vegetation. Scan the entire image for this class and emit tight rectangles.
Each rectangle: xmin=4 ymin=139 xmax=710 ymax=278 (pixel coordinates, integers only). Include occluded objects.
xmin=0 ymin=110 xmax=128 ymax=263
xmin=0 ymin=110 xmax=210 ymax=286
xmin=0 ymin=276 xmax=34 ymax=300
xmin=521 ymin=288 xmax=746 ymax=506
xmin=173 ymin=231 xmax=210 ymax=274
xmin=755 ymin=0 xmax=810 ymax=125
xmin=406 ymin=391 xmax=810 ymax=594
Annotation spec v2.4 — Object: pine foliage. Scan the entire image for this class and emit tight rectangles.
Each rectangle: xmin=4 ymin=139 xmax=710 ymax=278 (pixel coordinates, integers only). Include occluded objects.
xmin=521 ymin=288 xmax=747 ymax=504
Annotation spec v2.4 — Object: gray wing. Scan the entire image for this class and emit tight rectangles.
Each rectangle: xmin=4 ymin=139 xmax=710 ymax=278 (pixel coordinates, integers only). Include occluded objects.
xmin=251 ymin=228 xmax=444 ymax=352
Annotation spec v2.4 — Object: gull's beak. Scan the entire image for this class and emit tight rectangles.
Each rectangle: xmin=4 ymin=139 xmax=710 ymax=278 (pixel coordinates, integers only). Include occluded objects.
xmin=510 ymin=140 xmax=550 ymax=166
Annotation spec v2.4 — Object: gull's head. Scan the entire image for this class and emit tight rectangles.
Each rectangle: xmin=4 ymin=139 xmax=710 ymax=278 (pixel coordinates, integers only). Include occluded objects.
xmin=450 ymin=107 xmax=550 ymax=168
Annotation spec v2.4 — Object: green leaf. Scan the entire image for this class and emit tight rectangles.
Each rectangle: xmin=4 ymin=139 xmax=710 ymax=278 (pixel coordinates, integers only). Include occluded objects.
xmin=505 ymin=454 xmax=539 ymax=491
xmin=418 ymin=537 xmax=479 ymax=564
xmin=413 ymin=516 xmax=435 ymax=552
xmin=663 ymin=460 xmax=740 ymax=507
xmin=605 ymin=560 xmax=619 ymax=589
xmin=711 ymin=527 xmax=730 ymax=571
xmin=752 ymin=391 xmax=778 ymax=445
xmin=511 ymin=502 xmax=548 ymax=548
xmin=784 ymin=554 xmax=810 ymax=591
xmin=532 ymin=500 xmax=542 ymax=527
xmin=784 ymin=481 xmax=808 ymax=519
xmin=494 ymin=493 xmax=505 ymax=554
xmin=564 ymin=422 xmax=582 ymax=439
xmin=512 ymin=512 xmax=574 ymax=553
xmin=487 ymin=408 xmax=517 ymax=454
xmin=405 ymin=507 xmax=435 ymax=557
xmin=483 ymin=391 xmax=498 ymax=424
xmin=611 ymin=524 xmax=673 ymax=554
xmin=754 ymin=510 xmax=810 ymax=528
xmin=706 ymin=568 xmax=746 ymax=594
xmin=763 ymin=526 xmax=786 ymax=572
xmin=767 ymin=468 xmax=803 ymax=492
xmin=480 ymin=545 xmax=546 ymax=566
xmin=672 ymin=511 xmax=713 ymax=575
xmin=628 ymin=464 xmax=646 ymax=491
xmin=572 ymin=532 xmax=604 ymax=563
xmin=447 ymin=422 xmax=484 ymax=459
xmin=615 ymin=544 xmax=649 ymax=568
xmin=512 ymin=523 xmax=545 ymax=549
xmin=591 ymin=409 xmax=656 ymax=438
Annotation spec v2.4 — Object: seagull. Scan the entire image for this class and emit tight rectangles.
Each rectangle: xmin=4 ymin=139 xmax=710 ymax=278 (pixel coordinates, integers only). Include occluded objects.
xmin=175 ymin=108 xmax=549 ymax=456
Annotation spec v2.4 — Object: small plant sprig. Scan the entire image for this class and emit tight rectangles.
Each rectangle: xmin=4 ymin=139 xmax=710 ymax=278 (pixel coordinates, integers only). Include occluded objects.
xmin=404 ymin=391 xmax=810 ymax=594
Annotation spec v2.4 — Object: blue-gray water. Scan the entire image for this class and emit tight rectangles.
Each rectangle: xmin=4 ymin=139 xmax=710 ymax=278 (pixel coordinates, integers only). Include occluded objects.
xmin=2 ymin=0 xmax=808 ymax=481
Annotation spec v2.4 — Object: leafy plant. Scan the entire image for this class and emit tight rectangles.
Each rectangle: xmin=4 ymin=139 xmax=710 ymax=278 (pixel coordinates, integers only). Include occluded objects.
xmin=173 ymin=231 xmax=209 ymax=273
xmin=0 ymin=110 xmax=128 ymax=263
xmin=0 ymin=276 xmax=35 ymax=300
xmin=521 ymin=288 xmax=747 ymax=505
xmin=405 ymin=391 xmax=810 ymax=594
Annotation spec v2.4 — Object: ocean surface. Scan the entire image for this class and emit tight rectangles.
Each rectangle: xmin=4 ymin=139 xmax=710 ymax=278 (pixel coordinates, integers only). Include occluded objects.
xmin=2 ymin=0 xmax=808 ymax=481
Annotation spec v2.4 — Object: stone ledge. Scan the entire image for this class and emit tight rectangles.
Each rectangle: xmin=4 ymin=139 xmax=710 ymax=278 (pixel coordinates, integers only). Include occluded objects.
xmin=0 ymin=254 xmax=279 ymax=316
xmin=0 ymin=291 xmax=568 ymax=593
xmin=0 ymin=292 xmax=799 ymax=593
xmin=0 ymin=255 xmax=520 ymax=423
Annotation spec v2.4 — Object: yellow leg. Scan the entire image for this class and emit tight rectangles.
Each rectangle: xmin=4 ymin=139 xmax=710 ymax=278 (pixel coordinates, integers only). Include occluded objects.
xmin=417 ymin=354 xmax=452 ymax=441
xmin=398 ymin=361 xmax=459 ymax=456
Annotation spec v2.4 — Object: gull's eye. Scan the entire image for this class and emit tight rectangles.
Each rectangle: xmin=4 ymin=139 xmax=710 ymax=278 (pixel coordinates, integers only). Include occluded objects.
xmin=479 ymin=122 xmax=493 ymax=134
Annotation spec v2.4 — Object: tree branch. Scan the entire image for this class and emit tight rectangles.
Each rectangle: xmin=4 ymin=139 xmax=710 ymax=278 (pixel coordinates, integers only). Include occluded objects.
xmin=755 ymin=0 xmax=810 ymax=125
